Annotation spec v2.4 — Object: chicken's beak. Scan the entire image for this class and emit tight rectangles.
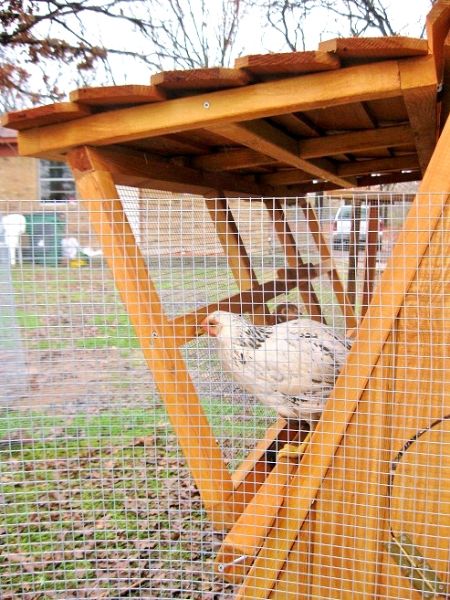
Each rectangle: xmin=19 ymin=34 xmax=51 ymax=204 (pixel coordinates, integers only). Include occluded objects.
xmin=200 ymin=317 xmax=220 ymax=337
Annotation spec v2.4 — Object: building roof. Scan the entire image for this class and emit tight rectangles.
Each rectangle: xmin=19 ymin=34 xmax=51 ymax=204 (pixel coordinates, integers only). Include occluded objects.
xmin=2 ymin=1 xmax=450 ymax=198
xmin=0 ymin=126 xmax=18 ymax=156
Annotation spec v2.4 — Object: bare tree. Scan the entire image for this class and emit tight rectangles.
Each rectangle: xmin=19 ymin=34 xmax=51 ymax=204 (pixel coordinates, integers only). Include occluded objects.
xmin=0 ymin=0 xmax=247 ymax=109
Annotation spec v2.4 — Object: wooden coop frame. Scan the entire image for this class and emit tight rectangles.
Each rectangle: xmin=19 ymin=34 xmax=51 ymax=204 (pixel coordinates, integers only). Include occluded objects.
xmin=4 ymin=1 xmax=450 ymax=597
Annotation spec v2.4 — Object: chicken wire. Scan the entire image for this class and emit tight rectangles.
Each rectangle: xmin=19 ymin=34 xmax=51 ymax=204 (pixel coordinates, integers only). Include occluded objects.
xmin=0 ymin=191 xmax=448 ymax=600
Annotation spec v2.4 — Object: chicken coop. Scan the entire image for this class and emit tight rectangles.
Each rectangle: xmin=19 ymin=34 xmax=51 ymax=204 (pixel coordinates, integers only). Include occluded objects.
xmin=1 ymin=2 xmax=450 ymax=599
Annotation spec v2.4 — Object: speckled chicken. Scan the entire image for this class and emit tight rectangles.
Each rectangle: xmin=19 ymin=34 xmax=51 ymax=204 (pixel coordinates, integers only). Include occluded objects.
xmin=200 ymin=310 xmax=351 ymax=423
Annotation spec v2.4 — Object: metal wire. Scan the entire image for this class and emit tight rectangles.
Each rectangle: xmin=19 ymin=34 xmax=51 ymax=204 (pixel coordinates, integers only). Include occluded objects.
xmin=0 ymin=191 xmax=448 ymax=599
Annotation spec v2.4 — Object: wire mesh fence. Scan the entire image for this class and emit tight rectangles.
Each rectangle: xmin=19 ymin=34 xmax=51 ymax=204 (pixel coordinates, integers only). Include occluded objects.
xmin=0 ymin=191 xmax=448 ymax=599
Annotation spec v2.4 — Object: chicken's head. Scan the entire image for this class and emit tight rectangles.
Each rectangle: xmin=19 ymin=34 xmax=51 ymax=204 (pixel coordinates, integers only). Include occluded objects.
xmin=200 ymin=310 xmax=239 ymax=337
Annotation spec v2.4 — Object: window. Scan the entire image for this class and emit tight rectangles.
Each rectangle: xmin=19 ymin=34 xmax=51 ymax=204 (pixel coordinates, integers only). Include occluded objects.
xmin=39 ymin=160 xmax=76 ymax=204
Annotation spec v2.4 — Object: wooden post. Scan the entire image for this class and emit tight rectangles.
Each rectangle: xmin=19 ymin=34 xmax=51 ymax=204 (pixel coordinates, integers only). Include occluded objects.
xmin=302 ymin=202 xmax=358 ymax=330
xmin=68 ymin=146 xmax=242 ymax=529
xmin=264 ymin=198 xmax=324 ymax=322
xmin=205 ymin=196 xmax=268 ymax=324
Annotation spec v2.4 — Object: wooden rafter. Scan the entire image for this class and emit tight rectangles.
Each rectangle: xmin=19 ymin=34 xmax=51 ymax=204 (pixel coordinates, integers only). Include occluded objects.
xmin=68 ymin=144 xmax=275 ymax=198
xmin=210 ymin=121 xmax=355 ymax=189
xmin=16 ymin=58 xmax=433 ymax=158
xmin=192 ymin=148 xmax=275 ymax=172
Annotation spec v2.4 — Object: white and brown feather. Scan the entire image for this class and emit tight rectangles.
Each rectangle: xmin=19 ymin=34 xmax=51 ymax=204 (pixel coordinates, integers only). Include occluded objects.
xmin=201 ymin=310 xmax=351 ymax=421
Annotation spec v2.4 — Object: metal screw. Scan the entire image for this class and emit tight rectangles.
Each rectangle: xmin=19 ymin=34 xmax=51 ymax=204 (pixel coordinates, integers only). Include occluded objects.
xmin=203 ymin=101 xmax=210 ymax=109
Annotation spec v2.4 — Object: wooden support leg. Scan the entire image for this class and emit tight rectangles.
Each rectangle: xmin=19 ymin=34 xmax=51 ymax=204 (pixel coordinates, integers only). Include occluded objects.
xmin=264 ymin=198 xmax=324 ymax=323
xmin=301 ymin=201 xmax=358 ymax=330
xmin=205 ymin=196 xmax=268 ymax=324
xmin=68 ymin=146 xmax=243 ymax=529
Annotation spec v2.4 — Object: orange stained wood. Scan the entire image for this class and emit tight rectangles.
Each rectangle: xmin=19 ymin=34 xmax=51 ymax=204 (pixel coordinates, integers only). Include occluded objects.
xmin=264 ymin=198 xmax=324 ymax=323
xmin=69 ymin=84 xmax=166 ymax=106
xmin=234 ymin=96 xmax=450 ymax=600
xmin=2 ymin=102 xmax=91 ymax=130
xmin=319 ymin=36 xmax=428 ymax=59
xmin=235 ymin=50 xmax=340 ymax=75
xmin=151 ymin=66 xmax=252 ymax=90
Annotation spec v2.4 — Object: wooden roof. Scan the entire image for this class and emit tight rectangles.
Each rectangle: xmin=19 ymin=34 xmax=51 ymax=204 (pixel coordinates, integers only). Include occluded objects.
xmin=3 ymin=1 xmax=450 ymax=198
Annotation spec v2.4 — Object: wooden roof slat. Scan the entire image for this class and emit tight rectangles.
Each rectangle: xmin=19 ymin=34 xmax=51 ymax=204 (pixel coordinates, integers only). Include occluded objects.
xmin=304 ymin=102 xmax=378 ymax=131
xmin=270 ymin=113 xmax=322 ymax=137
xmin=15 ymin=57 xmax=435 ymax=158
xmin=1 ymin=102 xmax=91 ymax=131
xmin=297 ymin=125 xmax=415 ymax=159
xmin=151 ymin=67 xmax=251 ymax=92
xmin=192 ymin=148 xmax=276 ymax=172
xmin=210 ymin=120 xmax=355 ymax=188
xmin=337 ymin=155 xmax=420 ymax=177
xmin=364 ymin=97 xmax=409 ymax=124
xmin=69 ymin=84 xmax=166 ymax=107
xmin=261 ymin=169 xmax=313 ymax=186
xmin=235 ymin=50 xmax=340 ymax=76
xmin=319 ymin=36 xmax=428 ymax=59
xmin=82 ymin=145 xmax=275 ymax=197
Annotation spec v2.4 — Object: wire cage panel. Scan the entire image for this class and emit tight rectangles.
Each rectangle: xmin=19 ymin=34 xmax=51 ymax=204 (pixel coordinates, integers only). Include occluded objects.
xmin=0 ymin=189 xmax=448 ymax=600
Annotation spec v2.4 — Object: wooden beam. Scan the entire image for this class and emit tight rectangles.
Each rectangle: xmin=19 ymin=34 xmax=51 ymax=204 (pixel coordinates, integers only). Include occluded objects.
xmin=399 ymin=56 xmax=438 ymax=174
xmin=234 ymin=98 xmax=450 ymax=600
xmin=302 ymin=202 xmax=358 ymax=330
xmin=210 ymin=120 xmax=355 ymax=189
xmin=67 ymin=144 xmax=274 ymax=198
xmin=265 ymin=198 xmax=325 ymax=322
xmin=151 ymin=67 xmax=251 ymax=91
xmin=297 ymin=125 xmax=415 ymax=159
xmin=192 ymin=148 xmax=275 ymax=172
xmin=16 ymin=58 xmax=430 ymax=157
xmin=337 ymin=154 xmax=420 ymax=177
xmin=67 ymin=146 xmax=241 ymax=529
xmin=205 ymin=197 xmax=268 ymax=324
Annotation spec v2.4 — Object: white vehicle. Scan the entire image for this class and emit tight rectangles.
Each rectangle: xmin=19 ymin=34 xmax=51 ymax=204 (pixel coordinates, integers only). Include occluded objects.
xmin=332 ymin=205 xmax=383 ymax=250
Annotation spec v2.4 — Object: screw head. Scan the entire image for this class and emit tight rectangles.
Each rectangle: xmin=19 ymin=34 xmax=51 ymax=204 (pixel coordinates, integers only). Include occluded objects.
xmin=203 ymin=101 xmax=210 ymax=109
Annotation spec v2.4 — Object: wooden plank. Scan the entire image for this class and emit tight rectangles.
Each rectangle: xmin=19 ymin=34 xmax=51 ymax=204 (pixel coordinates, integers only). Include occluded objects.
xmin=67 ymin=146 xmax=241 ymax=529
xmin=211 ymin=120 xmax=355 ymax=189
xmin=192 ymin=148 xmax=275 ymax=172
xmin=303 ymin=202 xmax=358 ymax=331
xmin=297 ymin=125 xmax=415 ymax=159
xmin=151 ymin=67 xmax=251 ymax=90
xmin=235 ymin=51 xmax=340 ymax=75
xmin=2 ymin=102 xmax=91 ymax=131
xmin=69 ymin=84 xmax=166 ymax=106
xmin=399 ymin=56 xmax=438 ymax=174
xmin=205 ymin=197 xmax=268 ymax=324
xmin=338 ymin=154 xmax=420 ymax=177
xmin=305 ymin=101 xmax=376 ymax=131
xmin=361 ymin=204 xmax=380 ymax=315
xmin=270 ymin=113 xmax=322 ymax=137
xmin=319 ymin=36 xmax=428 ymax=59
xmin=234 ymin=104 xmax=450 ymax=600
xmin=265 ymin=198 xmax=324 ymax=322
xmin=262 ymin=169 xmax=314 ymax=186
xmin=17 ymin=58 xmax=426 ymax=156
xmin=68 ymin=144 xmax=274 ymax=198
xmin=426 ymin=0 xmax=450 ymax=84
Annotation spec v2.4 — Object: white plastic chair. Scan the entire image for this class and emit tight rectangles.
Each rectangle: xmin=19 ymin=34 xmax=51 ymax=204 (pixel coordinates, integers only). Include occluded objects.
xmin=2 ymin=214 xmax=26 ymax=266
